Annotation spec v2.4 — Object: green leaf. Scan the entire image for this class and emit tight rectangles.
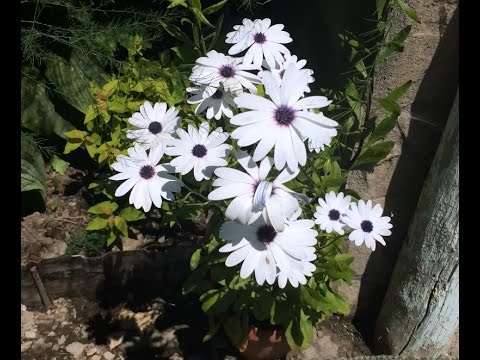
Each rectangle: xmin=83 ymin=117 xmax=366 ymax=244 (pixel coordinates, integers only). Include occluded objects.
xmin=86 ymin=217 xmax=109 ymax=230
xmin=345 ymin=80 xmax=362 ymax=121
xmin=377 ymin=25 xmax=411 ymax=63
xmin=377 ymin=98 xmax=401 ymax=116
xmin=190 ymin=249 xmax=202 ymax=271
xmin=253 ymin=292 xmax=274 ymax=321
xmin=107 ymin=231 xmax=117 ymax=246
xmin=50 ymin=155 xmax=69 ymax=175
xmin=351 ymin=141 xmax=395 ymax=170
xmin=208 ymin=13 xmax=224 ymax=51
xmin=65 ymin=129 xmax=88 ymax=140
xmin=222 ymin=310 xmax=249 ymax=347
xmin=182 ymin=265 xmax=209 ymax=294
xmin=21 ymin=73 xmax=74 ymax=139
xmin=395 ymin=0 xmax=421 ymax=23
xmin=299 ymin=310 xmax=313 ymax=346
xmin=159 ymin=20 xmax=193 ymax=44
xmin=103 ymin=79 xmax=119 ymax=96
xmin=376 ymin=0 xmax=387 ymax=19
xmin=203 ymin=0 xmax=227 ymax=15
xmin=368 ymin=114 xmax=399 ymax=145
xmin=119 ymin=207 xmax=146 ymax=222
xmin=203 ymin=316 xmax=220 ymax=342
xmin=84 ymin=105 xmax=98 ymax=124
xmin=88 ymin=201 xmax=119 ymax=215
xmin=384 ymin=80 xmax=412 ymax=103
xmin=285 ymin=316 xmax=311 ymax=351
xmin=44 ymin=53 xmax=94 ymax=113
xmin=21 ymin=159 xmax=47 ymax=201
xmin=324 ymin=254 xmax=356 ymax=283
xmin=64 ymin=139 xmax=84 ymax=154
xmin=114 ymin=216 xmax=128 ymax=237
xmin=167 ymin=0 xmax=188 ymax=8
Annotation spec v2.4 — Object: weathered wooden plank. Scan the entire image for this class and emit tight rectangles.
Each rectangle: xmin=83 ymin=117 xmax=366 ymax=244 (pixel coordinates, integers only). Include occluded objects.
xmin=21 ymin=247 xmax=195 ymax=308
xmin=374 ymin=89 xmax=459 ymax=356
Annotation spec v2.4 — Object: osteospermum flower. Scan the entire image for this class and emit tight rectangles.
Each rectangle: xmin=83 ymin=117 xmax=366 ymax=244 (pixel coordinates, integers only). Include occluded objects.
xmin=208 ymin=150 xmax=308 ymax=231
xmin=109 ymin=144 xmax=182 ymax=212
xmin=126 ymin=101 xmax=180 ymax=153
xmin=186 ymin=85 xmax=237 ymax=120
xmin=343 ymin=200 xmax=393 ymax=251
xmin=231 ymin=64 xmax=338 ymax=171
xmin=259 ymin=54 xmax=314 ymax=93
xmin=189 ymin=50 xmax=261 ymax=97
xmin=219 ymin=212 xmax=317 ymax=287
xmin=227 ymin=18 xmax=292 ymax=69
xmin=314 ymin=191 xmax=352 ymax=235
xmin=226 ymin=18 xmax=255 ymax=45
xmin=308 ymin=137 xmax=332 ymax=153
xmin=165 ymin=122 xmax=232 ymax=181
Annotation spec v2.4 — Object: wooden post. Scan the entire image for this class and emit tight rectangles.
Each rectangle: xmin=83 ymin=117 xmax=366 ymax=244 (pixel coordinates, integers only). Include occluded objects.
xmin=373 ymin=89 xmax=459 ymax=357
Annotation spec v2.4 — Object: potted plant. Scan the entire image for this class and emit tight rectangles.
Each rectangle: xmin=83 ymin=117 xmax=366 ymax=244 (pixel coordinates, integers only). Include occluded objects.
xmin=69 ymin=1 xmax=412 ymax=356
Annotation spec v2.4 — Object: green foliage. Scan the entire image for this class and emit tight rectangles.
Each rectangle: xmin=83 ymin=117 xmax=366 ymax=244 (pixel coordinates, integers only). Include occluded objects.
xmin=65 ymin=230 xmax=107 ymax=257
xmin=85 ymin=200 xmax=145 ymax=246
xmin=21 ymin=132 xmax=48 ymax=203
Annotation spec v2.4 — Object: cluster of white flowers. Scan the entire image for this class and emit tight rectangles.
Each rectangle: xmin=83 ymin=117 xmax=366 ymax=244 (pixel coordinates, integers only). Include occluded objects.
xmin=108 ymin=18 xmax=393 ymax=289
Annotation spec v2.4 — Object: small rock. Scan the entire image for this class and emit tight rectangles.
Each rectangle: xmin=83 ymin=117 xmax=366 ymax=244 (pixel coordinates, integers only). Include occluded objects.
xmin=52 ymin=324 xmax=58 ymax=330
xmin=91 ymin=356 xmax=102 ymax=360
xmin=53 ymin=344 xmax=59 ymax=351
xmin=48 ymin=331 xmax=56 ymax=337
xmin=108 ymin=332 xmax=125 ymax=350
xmin=85 ymin=344 xmax=97 ymax=356
xmin=21 ymin=304 xmax=27 ymax=312
xmin=58 ymin=335 xmax=67 ymax=345
xmin=66 ymin=342 xmax=86 ymax=359
xmin=21 ymin=341 xmax=32 ymax=352
xmin=61 ymin=321 xmax=70 ymax=327
xmin=22 ymin=311 xmax=35 ymax=322
xmin=103 ymin=351 xmax=115 ymax=360
xmin=32 ymin=338 xmax=46 ymax=351
xmin=24 ymin=329 xmax=37 ymax=339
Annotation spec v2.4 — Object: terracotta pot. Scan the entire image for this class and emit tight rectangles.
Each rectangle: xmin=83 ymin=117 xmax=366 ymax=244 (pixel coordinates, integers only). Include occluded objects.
xmin=228 ymin=324 xmax=291 ymax=360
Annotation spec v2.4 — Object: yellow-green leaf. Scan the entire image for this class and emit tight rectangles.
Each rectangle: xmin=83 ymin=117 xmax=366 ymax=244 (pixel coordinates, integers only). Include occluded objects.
xmin=114 ymin=216 xmax=128 ymax=237
xmin=84 ymin=105 xmax=98 ymax=124
xmin=86 ymin=217 xmax=108 ymax=230
xmin=103 ymin=79 xmax=119 ymax=96
xmin=119 ymin=207 xmax=146 ymax=222
xmin=65 ymin=129 xmax=88 ymax=140
xmin=88 ymin=201 xmax=118 ymax=215
xmin=64 ymin=139 xmax=84 ymax=154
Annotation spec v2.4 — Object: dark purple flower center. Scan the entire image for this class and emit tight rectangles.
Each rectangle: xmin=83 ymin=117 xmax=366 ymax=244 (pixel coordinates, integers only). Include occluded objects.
xmin=274 ymin=105 xmax=295 ymax=126
xmin=279 ymin=69 xmax=286 ymax=79
xmin=192 ymin=144 xmax=207 ymax=158
xmin=328 ymin=209 xmax=340 ymax=221
xmin=148 ymin=121 xmax=162 ymax=135
xmin=257 ymin=225 xmax=276 ymax=244
xmin=139 ymin=165 xmax=155 ymax=179
xmin=219 ymin=65 xmax=235 ymax=78
xmin=254 ymin=32 xmax=267 ymax=44
xmin=212 ymin=89 xmax=223 ymax=99
xmin=361 ymin=220 xmax=373 ymax=233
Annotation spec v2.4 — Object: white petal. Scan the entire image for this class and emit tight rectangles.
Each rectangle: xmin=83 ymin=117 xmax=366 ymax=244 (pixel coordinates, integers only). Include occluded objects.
xmin=115 ymin=176 xmax=140 ymax=197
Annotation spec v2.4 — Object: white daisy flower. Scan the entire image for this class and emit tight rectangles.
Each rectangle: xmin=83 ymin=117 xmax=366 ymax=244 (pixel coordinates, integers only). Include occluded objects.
xmin=314 ymin=191 xmax=352 ymax=235
xmin=218 ymin=211 xmax=317 ymax=287
xmin=225 ymin=18 xmax=255 ymax=44
xmin=109 ymin=144 xmax=182 ymax=212
xmin=307 ymin=137 xmax=332 ymax=153
xmin=186 ymin=85 xmax=237 ymax=120
xmin=343 ymin=200 xmax=393 ymax=251
xmin=126 ymin=101 xmax=180 ymax=153
xmin=259 ymin=54 xmax=315 ymax=93
xmin=189 ymin=50 xmax=261 ymax=97
xmin=231 ymin=64 xmax=338 ymax=172
xmin=227 ymin=18 xmax=292 ymax=69
xmin=165 ymin=122 xmax=232 ymax=181
xmin=208 ymin=150 xmax=308 ymax=231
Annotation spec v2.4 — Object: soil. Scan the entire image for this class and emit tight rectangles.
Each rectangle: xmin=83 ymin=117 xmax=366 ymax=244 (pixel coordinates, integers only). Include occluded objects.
xmin=20 ymin=167 xmax=397 ymax=360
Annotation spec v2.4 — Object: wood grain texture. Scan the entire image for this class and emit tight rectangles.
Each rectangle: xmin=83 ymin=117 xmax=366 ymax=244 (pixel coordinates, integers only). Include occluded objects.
xmin=374 ymin=89 xmax=459 ymax=356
